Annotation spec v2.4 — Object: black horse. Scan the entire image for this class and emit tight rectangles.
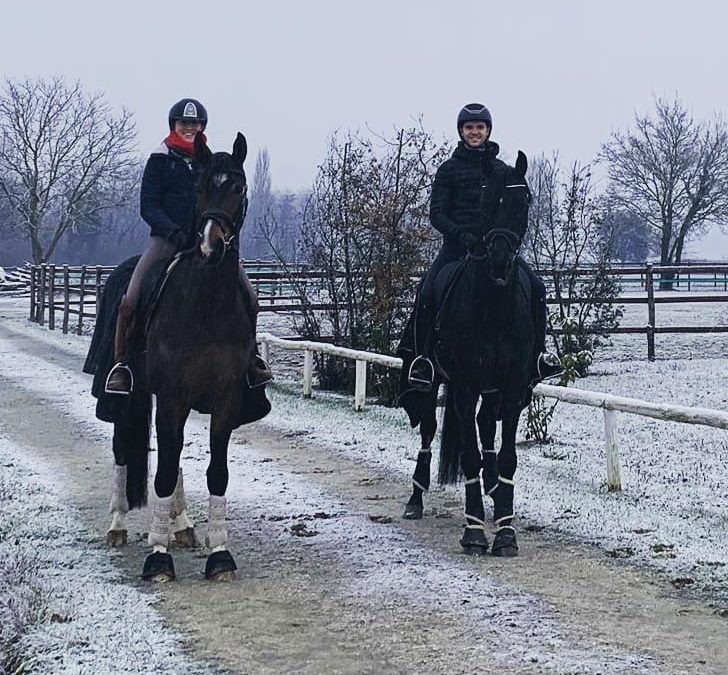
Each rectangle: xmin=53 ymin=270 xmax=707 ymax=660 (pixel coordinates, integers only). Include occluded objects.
xmin=84 ymin=133 xmax=269 ymax=580
xmin=400 ymin=152 xmax=534 ymax=557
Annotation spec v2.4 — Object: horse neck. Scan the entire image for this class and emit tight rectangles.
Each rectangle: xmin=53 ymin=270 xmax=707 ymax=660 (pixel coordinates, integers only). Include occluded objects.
xmin=185 ymin=253 xmax=241 ymax=311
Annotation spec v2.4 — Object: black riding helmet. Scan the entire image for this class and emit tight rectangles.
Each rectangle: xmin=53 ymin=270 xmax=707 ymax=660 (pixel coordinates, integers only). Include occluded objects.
xmin=457 ymin=103 xmax=492 ymax=139
xmin=168 ymin=98 xmax=208 ymax=130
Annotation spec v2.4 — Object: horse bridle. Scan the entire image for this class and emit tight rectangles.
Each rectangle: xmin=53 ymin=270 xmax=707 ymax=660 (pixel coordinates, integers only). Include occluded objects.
xmin=197 ymin=207 xmax=237 ymax=256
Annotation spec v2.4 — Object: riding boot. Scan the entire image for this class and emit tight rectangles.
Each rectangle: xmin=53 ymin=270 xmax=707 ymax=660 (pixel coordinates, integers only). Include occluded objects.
xmin=105 ymin=300 xmax=136 ymax=395
xmin=407 ymin=302 xmax=435 ymax=391
xmin=247 ymin=349 xmax=273 ymax=388
xmin=529 ymin=278 xmax=563 ymax=383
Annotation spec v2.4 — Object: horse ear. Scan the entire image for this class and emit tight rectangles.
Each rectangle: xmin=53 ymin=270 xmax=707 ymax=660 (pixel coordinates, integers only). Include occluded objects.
xmin=515 ymin=150 xmax=528 ymax=177
xmin=233 ymin=133 xmax=247 ymax=166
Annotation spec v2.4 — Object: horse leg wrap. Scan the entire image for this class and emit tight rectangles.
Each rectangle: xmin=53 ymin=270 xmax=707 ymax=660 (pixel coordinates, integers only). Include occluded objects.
xmin=109 ymin=464 xmax=129 ymax=514
xmin=493 ymin=475 xmax=515 ymax=526
xmin=206 ymin=495 xmax=227 ymax=551
xmin=148 ymin=493 xmax=173 ymax=552
xmin=171 ymin=468 xmax=194 ymax=531
xmin=482 ymin=450 xmax=499 ymax=496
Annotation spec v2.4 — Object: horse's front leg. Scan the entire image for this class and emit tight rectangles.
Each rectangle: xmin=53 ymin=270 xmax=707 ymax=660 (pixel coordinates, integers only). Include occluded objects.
xmin=403 ymin=388 xmax=439 ymax=520
xmin=142 ymin=397 xmax=189 ymax=581
xmin=476 ymin=399 xmax=498 ymax=509
xmin=106 ymin=463 xmax=128 ymax=547
xmin=204 ymin=408 xmax=237 ymax=581
xmin=491 ymin=411 xmax=520 ymax=557
xmin=170 ymin=467 xmax=198 ymax=548
xmin=456 ymin=387 xmax=489 ymax=554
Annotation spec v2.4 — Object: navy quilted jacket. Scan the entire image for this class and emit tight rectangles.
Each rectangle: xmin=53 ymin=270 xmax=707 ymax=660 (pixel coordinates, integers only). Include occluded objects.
xmin=139 ymin=143 xmax=207 ymax=241
xmin=429 ymin=140 xmax=511 ymax=245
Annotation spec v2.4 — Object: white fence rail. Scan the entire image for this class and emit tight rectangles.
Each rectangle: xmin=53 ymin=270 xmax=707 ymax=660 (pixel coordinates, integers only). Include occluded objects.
xmin=258 ymin=332 xmax=728 ymax=492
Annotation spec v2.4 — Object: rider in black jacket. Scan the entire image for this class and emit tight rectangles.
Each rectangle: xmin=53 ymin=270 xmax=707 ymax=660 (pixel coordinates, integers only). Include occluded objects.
xmin=105 ymin=98 xmax=271 ymax=394
xmin=405 ymin=103 xmax=562 ymax=390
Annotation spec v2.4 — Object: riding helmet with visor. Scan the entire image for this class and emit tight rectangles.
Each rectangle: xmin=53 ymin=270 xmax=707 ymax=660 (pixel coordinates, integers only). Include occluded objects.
xmin=457 ymin=103 xmax=492 ymax=136
xmin=168 ymin=98 xmax=208 ymax=131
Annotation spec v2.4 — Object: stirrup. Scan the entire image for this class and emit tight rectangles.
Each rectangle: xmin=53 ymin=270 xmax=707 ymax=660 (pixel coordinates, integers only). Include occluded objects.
xmin=408 ymin=356 xmax=435 ymax=391
xmin=537 ymin=353 xmax=563 ymax=381
xmin=247 ymin=355 xmax=273 ymax=389
xmin=105 ymin=362 xmax=134 ymax=395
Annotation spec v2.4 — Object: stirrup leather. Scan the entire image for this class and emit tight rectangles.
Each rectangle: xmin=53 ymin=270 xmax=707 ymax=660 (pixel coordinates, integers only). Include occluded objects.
xmin=105 ymin=362 xmax=134 ymax=395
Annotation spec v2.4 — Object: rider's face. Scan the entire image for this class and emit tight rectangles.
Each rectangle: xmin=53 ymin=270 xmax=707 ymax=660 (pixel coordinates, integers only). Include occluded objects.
xmin=174 ymin=119 xmax=204 ymax=142
xmin=461 ymin=121 xmax=491 ymax=148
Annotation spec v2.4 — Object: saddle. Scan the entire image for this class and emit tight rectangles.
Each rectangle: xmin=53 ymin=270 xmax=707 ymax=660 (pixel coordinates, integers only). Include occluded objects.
xmin=83 ymin=253 xmax=269 ymax=426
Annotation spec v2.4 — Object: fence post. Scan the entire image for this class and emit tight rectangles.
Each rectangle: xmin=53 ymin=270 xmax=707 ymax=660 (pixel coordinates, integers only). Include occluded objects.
xmin=645 ymin=264 xmax=655 ymax=361
xmin=62 ymin=265 xmax=70 ymax=334
xmin=29 ymin=266 xmax=37 ymax=321
xmin=303 ymin=349 xmax=313 ymax=398
xmin=48 ymin=264 xmax=56 ymax=330
xmin=603 ymin=408 xmax=622 ymax=491
xmin=95 ymin=266 xmax=103 ymax=318
xmin=38 ymin=264 xmax=47 ymax=325
xmin=77 ymin=266 xmax=87 ymax=336
xmin=354 ymin=359 xmax=367 ymax=411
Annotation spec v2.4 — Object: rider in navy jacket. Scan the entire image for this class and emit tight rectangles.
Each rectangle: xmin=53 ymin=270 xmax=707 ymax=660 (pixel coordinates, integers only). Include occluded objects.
xmin=140 ymin=143 xmax=206 ymax=245
xmin=403 ymin=103 xmax=563 ymax=391
xmin=105 ymin=98 xmax=270 ymax=394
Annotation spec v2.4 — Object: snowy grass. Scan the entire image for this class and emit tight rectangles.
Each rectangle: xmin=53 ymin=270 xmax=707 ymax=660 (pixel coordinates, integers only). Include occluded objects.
xmin=0 ymin=427 xmax=215 ymax=674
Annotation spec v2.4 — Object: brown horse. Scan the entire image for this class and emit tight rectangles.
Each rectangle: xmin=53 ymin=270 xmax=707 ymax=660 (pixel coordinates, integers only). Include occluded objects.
xmin=85 ymin=133 xmax=266 ymax=581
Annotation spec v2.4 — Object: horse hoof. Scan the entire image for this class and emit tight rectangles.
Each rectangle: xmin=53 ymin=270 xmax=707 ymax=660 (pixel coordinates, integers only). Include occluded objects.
xmin=142 ymin=552 xmax=176 ymax=581
xmin=205 ymin=550 xmax=237 ymax=581
xmin=492 ymin=530 xmax=519 ymax=557
xmin=106 ymin=529 xmax=128 ymax=548
xmin=460 ymin=528 xmax=490 ymax=554
xmin=402 ymin=503 xmax=423 ymax=520
xmin=173 ymin=527 xmax=199 ymax=548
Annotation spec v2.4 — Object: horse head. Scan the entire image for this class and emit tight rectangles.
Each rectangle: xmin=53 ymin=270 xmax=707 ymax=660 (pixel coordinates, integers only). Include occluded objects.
xmin=194 ymin=132 xmax=248 ymax=264
xmin=483 ymin=151 xmax=530 ymax=285
xmin=483 ymin=228 xmax=521 ymax=286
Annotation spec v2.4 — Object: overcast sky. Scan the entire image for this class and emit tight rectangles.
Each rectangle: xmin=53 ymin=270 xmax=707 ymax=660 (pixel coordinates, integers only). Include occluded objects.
xmin=4 ymin=0 xmax=728 ymax=195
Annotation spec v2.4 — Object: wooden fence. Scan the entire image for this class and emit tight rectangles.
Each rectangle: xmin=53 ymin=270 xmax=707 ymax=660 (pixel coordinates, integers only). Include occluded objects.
xmin=24 ymin=262 xmax=728 ymax=359
xmin=258 ymin=332 xmax=728 ymax=492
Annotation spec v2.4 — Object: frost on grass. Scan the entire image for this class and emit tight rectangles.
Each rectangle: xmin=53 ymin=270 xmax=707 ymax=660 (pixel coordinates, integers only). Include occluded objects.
xmin=0 ymin=438 xmax=213 ymax=675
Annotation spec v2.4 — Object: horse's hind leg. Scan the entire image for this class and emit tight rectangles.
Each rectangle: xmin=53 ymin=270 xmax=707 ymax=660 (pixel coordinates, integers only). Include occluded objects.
xmin=204 ymin=412 xmax=237 ymax=581
xmin=491 ymin=412 xmax=520 ymax=557
xmin=170 ymin=467 xmax=198 ymax=548
xmin=106 ymin=463 xmax=128 ymax=547
xmin=403 ymin=389 xmax=438 ymax=520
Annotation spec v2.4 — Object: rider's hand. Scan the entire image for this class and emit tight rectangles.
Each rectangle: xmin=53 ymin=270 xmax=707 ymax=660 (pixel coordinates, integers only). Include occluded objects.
xmin=458 ymin=230 xmax=480 ymax=250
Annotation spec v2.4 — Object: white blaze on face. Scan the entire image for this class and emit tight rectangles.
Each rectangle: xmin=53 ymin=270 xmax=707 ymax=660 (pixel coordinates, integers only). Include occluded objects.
xmin=200 ymin=219 xmax=217 ymax=257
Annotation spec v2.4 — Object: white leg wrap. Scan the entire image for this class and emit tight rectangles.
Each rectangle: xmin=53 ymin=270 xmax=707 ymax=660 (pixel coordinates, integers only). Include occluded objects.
xmin=171 ymin=467 xmax=194 ymax=531
xmin=109 ymin=464 xmax=129 ymax=514
xmin=206 ymin=495 xmax=227 ymax=550
xmin=148 ymin=493 xmax=173 ymax=551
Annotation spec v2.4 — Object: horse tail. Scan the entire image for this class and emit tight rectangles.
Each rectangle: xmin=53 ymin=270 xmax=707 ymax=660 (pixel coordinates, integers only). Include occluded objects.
xmin=438 ymin=386 xmax=461 ymax=485
xmin=112 ymin=391 xmax=152 ymax=509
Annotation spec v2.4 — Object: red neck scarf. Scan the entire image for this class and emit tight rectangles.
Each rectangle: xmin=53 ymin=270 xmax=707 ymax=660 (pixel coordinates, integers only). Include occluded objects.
xmin=164 ymin=130 xmax=208 ymax=157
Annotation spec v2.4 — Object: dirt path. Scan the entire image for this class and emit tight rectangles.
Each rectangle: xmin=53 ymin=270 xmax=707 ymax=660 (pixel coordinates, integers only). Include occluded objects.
xmin=0 ymin=310 xmax=726 ymax=674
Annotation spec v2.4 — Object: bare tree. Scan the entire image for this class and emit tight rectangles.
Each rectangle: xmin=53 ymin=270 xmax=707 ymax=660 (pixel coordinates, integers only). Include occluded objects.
xmin=0 ymin=77 xmax=138 ymax=263
xmin=600 ymin=96 xmax=728 ymax=271
xmin=242 ymin=148 xmax=274 ymax=259
xmin=523 ymin=154 xmax=622 ymax=442
xmin=281 ymin=122 xmax=448 ymax=400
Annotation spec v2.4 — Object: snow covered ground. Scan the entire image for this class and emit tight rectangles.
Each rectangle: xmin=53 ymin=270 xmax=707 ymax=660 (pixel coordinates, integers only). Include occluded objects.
xmin=1 ymin=292 xmax=727 ymax=672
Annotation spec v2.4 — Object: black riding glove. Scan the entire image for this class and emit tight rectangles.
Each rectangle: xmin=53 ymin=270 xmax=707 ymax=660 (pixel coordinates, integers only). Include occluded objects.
xmin=458 ymin=230 xmax=480 ymax=250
